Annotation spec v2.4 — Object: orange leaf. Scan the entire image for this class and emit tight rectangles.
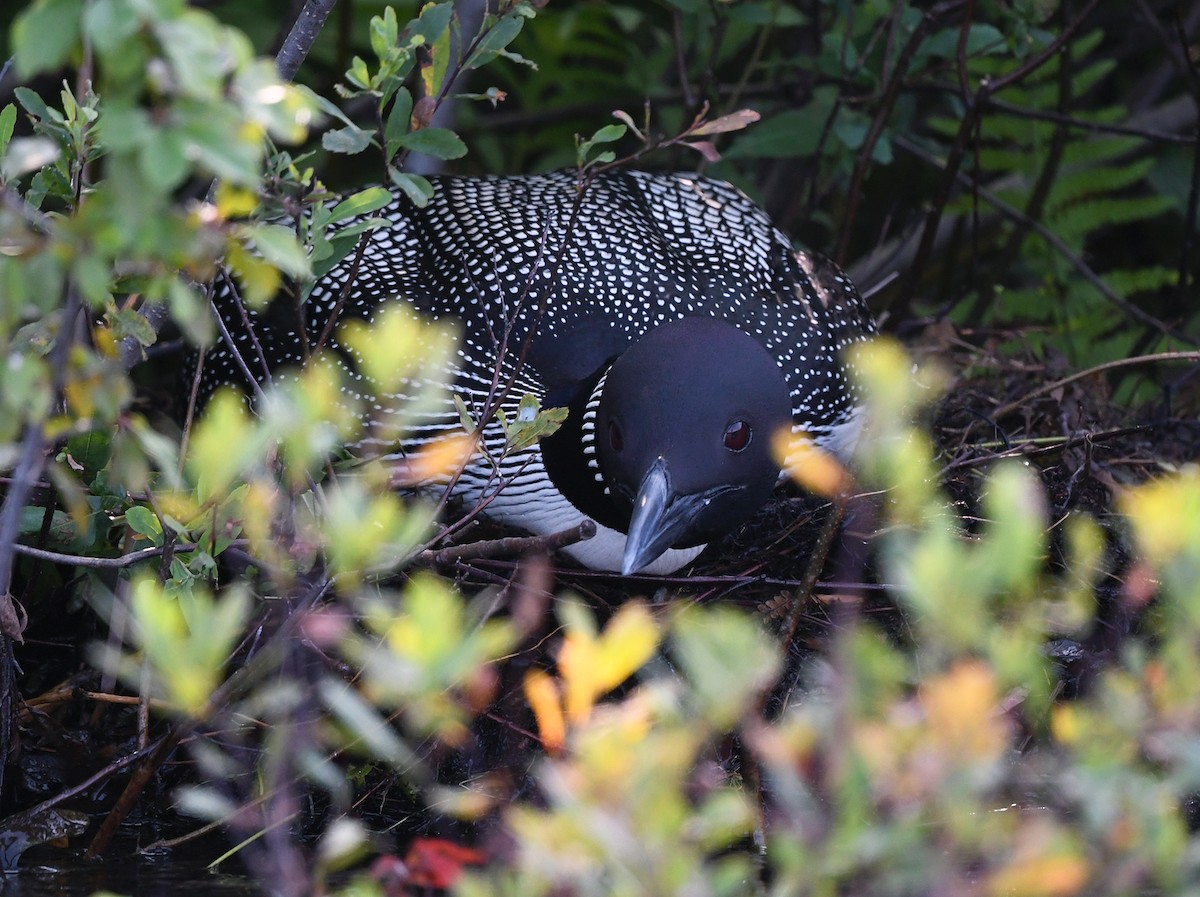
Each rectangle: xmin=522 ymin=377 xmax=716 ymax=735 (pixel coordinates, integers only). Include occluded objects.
xmin=688 ymin=108 xmax=761 ymax=136
xmin=523 ymin=668 xmax=566 ymax=753
xmin=389 ymin=433 xmax=476 ymax=486
xmin=987 ymin=854 xmax=1089 ymax=897
xmin=403 ymin=837 xmax=486 ymax=890
xmin=772 ymin=429 xmax=854 ymax=497
xmin=921 ymin=660 xmax=1008 ymax=762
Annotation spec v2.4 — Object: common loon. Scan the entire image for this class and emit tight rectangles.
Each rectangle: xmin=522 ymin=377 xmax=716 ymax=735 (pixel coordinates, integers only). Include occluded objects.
xmin=197 ymin=170 xmax=875 ymax=574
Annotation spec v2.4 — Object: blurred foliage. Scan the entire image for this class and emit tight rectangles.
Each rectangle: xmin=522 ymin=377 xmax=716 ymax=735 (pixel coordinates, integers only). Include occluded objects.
xmin=0 ymin=0 xmax=1199 ymax=895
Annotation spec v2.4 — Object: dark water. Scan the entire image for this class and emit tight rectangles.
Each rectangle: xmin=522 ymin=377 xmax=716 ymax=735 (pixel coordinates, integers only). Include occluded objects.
xmin=0 ymin=848 xmax=261 ymax=896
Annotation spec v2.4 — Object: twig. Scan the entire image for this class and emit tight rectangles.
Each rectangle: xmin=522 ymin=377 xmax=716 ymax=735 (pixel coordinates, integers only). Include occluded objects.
xmin=897 ymin=0 xmax=1102 ymax=315
xmin=0 ymin=738 xmax=159 ymax=830
xmin=988 ymin=351 xmax=1200 ymax=421
xmin=835 ymin=1 xmax=964 ymax=264
xmin=113 ymin=0 xmax=340 ymax=376
xmin=10 ymin=540 xmax=246 ymax=569
xmin=778 ymin=495 xmax=849 ymax=653
xmin=274 ymin=0 xmax=339 ymax=81
xmin=0 ymin=287 xmax=83 ymax=798
xmin=981 ymin=96 xmax=1196 ymax=145
xmin=895 ymin=134 xmax=1192 ymax=346
xmin=419 ymin=520 xmax=596 ymax=567
xmin=87 ymin=573 xmax=334 ymax=858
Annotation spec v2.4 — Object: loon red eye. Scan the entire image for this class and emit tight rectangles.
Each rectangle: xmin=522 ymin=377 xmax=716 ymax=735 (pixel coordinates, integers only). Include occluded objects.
xmin=723 ymin=420 xmax=752 ymax=452
xmin=608 ymin=420 xmax=624 ymax=452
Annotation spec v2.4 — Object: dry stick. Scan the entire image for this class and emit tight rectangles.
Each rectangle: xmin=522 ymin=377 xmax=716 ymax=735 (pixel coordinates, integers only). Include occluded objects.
xmin=419 ymin=520 xmax=596 ymax=567
xmin=894 ymin=134 xmax=1191 ymax=347
xmin=970 ymin=0 xmax=1076 ymax=328
xmin=988 ymin=351 xmax=1200 ymax=422
xmin=834 ymin=1 xmax=964 ymax=265
xmin=939 ymin=423 xmax=1171 ymax=475
xmin=777 ymin=495 xmax=849 ymax=662
xmin=86 ymin=574 xmax=334 ymax=857
xmin=84 ymin=723 xmax=191 ymax=859
xmin=0 ymin=739 xmax=160 ymax=830
xmin=0 ymin=288 xmax=83 ymax=801
xmin=10 ymin=540 xmax=247 ymax=570
xmin=83 ymin=0 xmax=340 ymax=859
xmin=897 ymin=0 xmax=1101 ymax=317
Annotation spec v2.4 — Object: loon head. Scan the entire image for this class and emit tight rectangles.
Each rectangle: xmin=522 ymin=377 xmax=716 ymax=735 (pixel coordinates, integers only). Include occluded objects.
xmin=593 ymin=317 xmax=793 ymax=575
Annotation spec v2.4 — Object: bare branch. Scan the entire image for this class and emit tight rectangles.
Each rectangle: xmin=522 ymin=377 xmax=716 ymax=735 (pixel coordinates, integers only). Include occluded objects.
xmin=419 ymin=520 xmax=597 ymax=567
xmin=275 ymin=0 xmax=339 ymax=82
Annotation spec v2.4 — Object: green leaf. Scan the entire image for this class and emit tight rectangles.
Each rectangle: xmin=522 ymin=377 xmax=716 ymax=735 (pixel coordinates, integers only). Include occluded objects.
xmin=453 ymin=395 xmax=477 ymax=435
xmin=465 ymin=10 xmax=528 ymax=69
xmin=83 ymin=0 xmax=142 ymax=58
xmin=240 ymin=223 xmax=311 ymax=279
xmin=577 ymin=123 xmax=626 ymax=168
xmin=394 ymin=127 xmax=467 ymax=160
xmin=722 ymin=104 xmax=834 ymax=160
xmin=322 ymin=125 xmax=374 ymax=155
xmin=585 ymin=123 xmax=626 ymax=146
xmin=179 ymin=112 xmax=262 ymax=185
xmin=345 ymin=56 xmax=373 ymax=91
xmin=384 ymin=88 xmax=414 ymax=162
xmin=125 ymin=505 xmax=164 ymax=547
xmin=923 ymin=23 xmax=1007 ymax=59
xmin=109 ymin=307 xmax=158 ymax=347
xmin=137 ymin=129 xmax=190 ymax=191
xmin=330 ymin=187 xmax=393 ymax=223
xmin=0 ymin=105 xmax=16 ymax=158
xmin=726 ymin=2 xmax=806 ymax=26
xmin=168 ymin=279 xmax=214 ymax=346
xmin=369 ymin=6 xmax=399 ymax=61
xmin=72 ymin=252 xmax=112 ymax=307
xmin=389 ymin=169 xmax=435 ymax=207
xmin=500 ymin=394 xmax=568 ymax=453
xmin=96 ymin=102 xmax=151 ymax=153
xmin=311 ymin=220 xmax=388 ymax=282
xmin=13 ymin=0 xmax=85 ymax=77
xmin=412 ymin=2 xmax=454 ymax=46
xmin=66 ymin=430 xmax=112 ymax=477
xmin=671 ymin=606 xmax=781 ymax=729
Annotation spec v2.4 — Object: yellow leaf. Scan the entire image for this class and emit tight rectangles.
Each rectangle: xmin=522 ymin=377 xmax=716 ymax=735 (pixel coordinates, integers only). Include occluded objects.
xmin=1120 ymin=466 xmax=1200 ymax=565
xmin=226 ymin=240 xmax=280 ymax=309
xmin=215 ymin=182 xmax=259 ymax=218
xmin=1050 ymin=704 xmax=1079 ymax=745
xmin=593 ymin=601 xmax=660 ymax=693
xmin=523 ymin=668 xmax=565 ymax=754
xmin=558 ymin=628 xmax=600 ymax=725
xmin=92 ymin=325 xmax=118 ymax=359
xmin=558 ymin=602 xmax=659 ymax=725
xmin=339 ymin=303 xmax=457 ymax=392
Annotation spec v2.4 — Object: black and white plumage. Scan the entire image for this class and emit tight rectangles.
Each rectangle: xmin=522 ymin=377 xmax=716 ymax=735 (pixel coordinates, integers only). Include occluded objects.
xmin=199 ymin=169 xmax=876 ymax=574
